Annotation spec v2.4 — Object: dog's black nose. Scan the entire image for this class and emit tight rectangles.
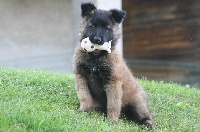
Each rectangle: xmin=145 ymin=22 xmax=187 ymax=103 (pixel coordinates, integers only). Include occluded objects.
xmin=93 ymin=37 xmax=101 ymax=43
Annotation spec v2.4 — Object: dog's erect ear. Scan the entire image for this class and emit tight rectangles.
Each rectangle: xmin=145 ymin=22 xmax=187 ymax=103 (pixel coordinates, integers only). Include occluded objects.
xmin=109 ymin=9 xmax=126 ymax=24
xmin=81 ymin=2 xmax=96 ymax=18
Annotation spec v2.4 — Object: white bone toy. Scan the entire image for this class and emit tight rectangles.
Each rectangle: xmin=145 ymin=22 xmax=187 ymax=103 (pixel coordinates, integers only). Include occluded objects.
xmin=81 ymin=37 xmax=111 ymax=53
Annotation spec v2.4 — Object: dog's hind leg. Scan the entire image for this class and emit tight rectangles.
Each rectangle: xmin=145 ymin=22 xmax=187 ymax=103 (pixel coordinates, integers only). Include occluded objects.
xmin=75 ymin=74 xmax=94 ymax=112
xmin=128 ymin=92 xmax=153 ymax=129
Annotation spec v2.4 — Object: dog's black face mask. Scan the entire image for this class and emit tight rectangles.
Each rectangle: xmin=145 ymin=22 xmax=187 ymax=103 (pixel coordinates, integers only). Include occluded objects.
xmin=84 ymin=10 xmax=114 ymax=45
xmin=84 ymin=10 xmax=113 ymax=57
xmin=80 ymin=2 xmax=126 ymax=56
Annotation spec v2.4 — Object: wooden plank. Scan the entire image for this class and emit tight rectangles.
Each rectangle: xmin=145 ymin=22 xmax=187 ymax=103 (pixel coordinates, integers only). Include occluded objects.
xmin=126 ymin=59 xmax=200 ymax=86
xmin=123 ymin=0 xmax=200 ymax=62
xmin=122 ymin=0 xmax=200 ymax=86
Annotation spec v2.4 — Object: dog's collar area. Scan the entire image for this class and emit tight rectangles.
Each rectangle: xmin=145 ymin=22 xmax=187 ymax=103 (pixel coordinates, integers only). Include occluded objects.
xmin=92 ymin=50 xmax=101 ymax=56
xmin=88 ymin=50 xmax=108 ymax=58
xmin=92 ymin=49 xmax=101 ymax=54
xmin=92 ymin=67 xmax=96 ymax=71
xmin=92 ymin=66 xmax=99 ymax=72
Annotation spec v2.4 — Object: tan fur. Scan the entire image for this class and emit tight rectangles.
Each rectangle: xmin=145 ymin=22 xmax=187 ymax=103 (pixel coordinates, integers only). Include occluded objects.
xmin=72 ymin=13 xmax=153 ymax=128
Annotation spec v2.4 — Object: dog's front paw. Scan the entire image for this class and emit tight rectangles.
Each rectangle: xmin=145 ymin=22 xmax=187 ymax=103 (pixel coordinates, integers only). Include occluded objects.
xmin=108 ymin=117 xmax=119 ymax=122
xmin=107 ymin=111 xmax=119 ymax=122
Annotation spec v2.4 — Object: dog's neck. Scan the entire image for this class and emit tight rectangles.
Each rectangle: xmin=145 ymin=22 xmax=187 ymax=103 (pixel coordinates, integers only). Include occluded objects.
xmin=88 ymin=50 xmax=108 ymax=58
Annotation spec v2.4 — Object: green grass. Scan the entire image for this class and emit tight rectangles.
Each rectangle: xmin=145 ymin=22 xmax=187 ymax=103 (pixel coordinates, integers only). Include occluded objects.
xmin=0 ymin=68 xmax=199 ymax=132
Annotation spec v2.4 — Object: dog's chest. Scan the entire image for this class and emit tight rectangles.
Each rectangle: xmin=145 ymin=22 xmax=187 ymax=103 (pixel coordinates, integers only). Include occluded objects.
xmin=77 ymin=61 xmax=112 ymax=84
xmin=77 ymin=60 xmax=112 ymax=102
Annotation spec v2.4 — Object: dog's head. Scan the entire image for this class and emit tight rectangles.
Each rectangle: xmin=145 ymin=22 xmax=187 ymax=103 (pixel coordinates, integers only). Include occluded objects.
xmin=80 ymin=2 xmax=126 ymax=54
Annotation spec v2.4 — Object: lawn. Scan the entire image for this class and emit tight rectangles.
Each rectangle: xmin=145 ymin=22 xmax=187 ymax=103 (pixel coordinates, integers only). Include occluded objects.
xmin=0 ymin=68 xmax=199 ymax=132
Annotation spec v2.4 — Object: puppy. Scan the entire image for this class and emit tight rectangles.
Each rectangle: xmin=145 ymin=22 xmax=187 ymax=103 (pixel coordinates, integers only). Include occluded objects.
xmin=72 ymin=2 xmax=153 ymax=129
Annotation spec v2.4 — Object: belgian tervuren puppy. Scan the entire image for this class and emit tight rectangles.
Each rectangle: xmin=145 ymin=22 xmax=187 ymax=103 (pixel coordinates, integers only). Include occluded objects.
xmin=72 ymin=2 xmax=153 ymax=129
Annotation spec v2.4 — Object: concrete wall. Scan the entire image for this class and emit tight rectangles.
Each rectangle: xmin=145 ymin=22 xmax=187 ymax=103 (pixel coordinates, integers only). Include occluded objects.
xmin=0 ymin=0 xmax=73 ymax=72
